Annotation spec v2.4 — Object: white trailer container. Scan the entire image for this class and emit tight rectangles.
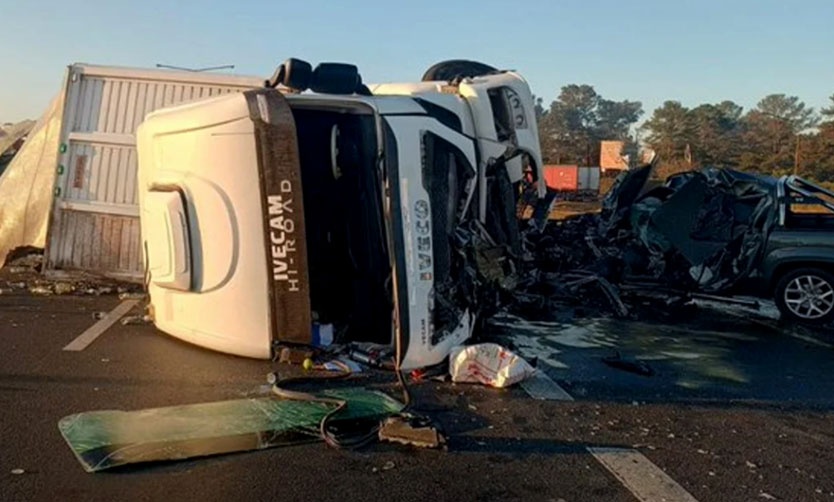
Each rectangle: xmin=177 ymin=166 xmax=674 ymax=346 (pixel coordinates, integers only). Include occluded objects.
xmin=44 ymin=64 xmax=262 ymax=280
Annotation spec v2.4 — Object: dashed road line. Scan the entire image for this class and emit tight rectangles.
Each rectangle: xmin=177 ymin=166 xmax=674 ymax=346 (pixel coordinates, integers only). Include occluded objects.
xmin=521 ymin=369 xmax=574 ymax=400
xmin=589 ymin=447 xmax=699 ymax=502
xmin=786 ymin=331 xmax=834 ymax=349
xmin=725 ymin=309 xmax=834 ymax=349
xmin=522 ymin=370 xmax=700 ymax=502
xmin=63 ymin=300 xmax=139 ymax=351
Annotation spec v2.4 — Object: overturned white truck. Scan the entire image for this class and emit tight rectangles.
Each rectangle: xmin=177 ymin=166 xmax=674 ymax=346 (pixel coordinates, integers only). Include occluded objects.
xmin=136 ymin=59 xmax=544 ymax=370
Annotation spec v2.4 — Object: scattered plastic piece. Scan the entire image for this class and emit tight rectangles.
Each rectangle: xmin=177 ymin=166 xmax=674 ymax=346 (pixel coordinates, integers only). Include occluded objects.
xmin=323 ymin=358 xmax=363 ymax=373
xmin=120 ymin=315 xmax=151 ymax=326
xmin=10 ymin=468 xmax=24 ymax=475
xmin=449 ymin=343 xmax=536 ymax=388
xmin=54 ymin=282 xmax=75 ymax=295
xmin=84 ymin=287 xmax=114 ymax=296
xmin=118 ymin=292 xmax=146 ymax=300
xmin=312 ymin=323 xmax=334 ymax=347
xmin=348 ymin=347 xmax=385 ymax=368
xmin=28 ymin=285 xmax=53 ymax=296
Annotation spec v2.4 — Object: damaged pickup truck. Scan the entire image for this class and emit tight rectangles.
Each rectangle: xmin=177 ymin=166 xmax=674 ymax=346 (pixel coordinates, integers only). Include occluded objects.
xmin=136 ymin=58 xmax=545 ymax=370
xmin=567 ymin=164 xmax=834 ymax=325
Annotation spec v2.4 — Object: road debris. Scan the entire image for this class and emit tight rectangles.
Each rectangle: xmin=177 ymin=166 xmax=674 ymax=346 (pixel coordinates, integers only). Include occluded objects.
xmin=2 ymin=248 xmax=142 ymax=297
xmin=118 ymin=292 xmax=146 ymax=300
xmin=54 ymin=282 xmax=75 ymax=295
xmin=120 ymin=314 xmax=152 ymax=326
xmin=28 ymin=285 xmax=53 ymax=296
xmin=504 ymin=164 xmax=781 ymax=324
xmin=274 ymin=346 xmax=316 ymax=366
xmin=601 ymin=351 xmax=655 ymax=377
xmin=449 ymin=343 xmax=536 ymax=388
xmin=59 ymin=388 xmax=403 ymax=472
xmin=378 ymin=414 xmax=446 ymax=449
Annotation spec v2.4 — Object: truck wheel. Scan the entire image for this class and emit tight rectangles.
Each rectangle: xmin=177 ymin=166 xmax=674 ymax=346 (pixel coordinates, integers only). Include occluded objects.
xmin=774 ymin=268 xmax=834 ymax=325
xmin=421 ymin=60 xmax=498 ymax=82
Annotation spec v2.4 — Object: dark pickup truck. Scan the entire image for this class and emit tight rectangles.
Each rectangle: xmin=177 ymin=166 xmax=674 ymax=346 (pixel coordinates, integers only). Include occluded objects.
xmin=597 ymin=167 xmax=834 ymax=325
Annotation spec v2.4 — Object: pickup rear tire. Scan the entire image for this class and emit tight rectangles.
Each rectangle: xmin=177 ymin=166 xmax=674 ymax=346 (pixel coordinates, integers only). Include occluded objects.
xmin=774 ymin=267 xmax=834 ymax=325
xmin=421 ymin=60 xmax=498 ymax=82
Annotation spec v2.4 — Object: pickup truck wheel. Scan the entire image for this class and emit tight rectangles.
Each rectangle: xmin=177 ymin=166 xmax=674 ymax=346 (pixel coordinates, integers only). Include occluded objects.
xmin=774 ymin=268 xmax=834 ymax=325
xmin=421 ymin=60 xmax=498 ymax=82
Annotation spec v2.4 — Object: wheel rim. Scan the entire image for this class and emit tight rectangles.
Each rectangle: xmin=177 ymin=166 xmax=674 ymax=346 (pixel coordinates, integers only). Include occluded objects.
xmin=784 ymin=275 xmax=834 ymax=320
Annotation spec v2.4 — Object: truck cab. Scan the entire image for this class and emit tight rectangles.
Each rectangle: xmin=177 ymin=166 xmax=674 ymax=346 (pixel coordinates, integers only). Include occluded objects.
xmin=135 ymin=59 xmax=544 ymax=369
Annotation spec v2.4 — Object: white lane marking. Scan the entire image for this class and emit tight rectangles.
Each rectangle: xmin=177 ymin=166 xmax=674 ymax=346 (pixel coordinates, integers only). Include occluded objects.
xmin=589 ymin=447 xmax=699 ymax=502
xmin=521 ymin=371 xmax=699 ymax=501
xmin=736 ymin=313 xmax=834 ymax=349
xmin=521 ymin=370 xmax=574 ymax=401
xmin=63 ymin=300 xmax=139 ymax=351
xmin=786 ymin=331 xmax=834 ymax=349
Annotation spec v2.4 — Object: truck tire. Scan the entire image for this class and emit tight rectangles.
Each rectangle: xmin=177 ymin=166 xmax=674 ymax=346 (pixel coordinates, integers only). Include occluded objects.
xmin=774 ymin=267 xmax=834 ymax=325
xmin=421 ymin=60 xmax=498 ymax=82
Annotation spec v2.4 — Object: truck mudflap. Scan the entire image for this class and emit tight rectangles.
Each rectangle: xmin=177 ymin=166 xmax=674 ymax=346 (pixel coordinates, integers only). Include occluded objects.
xmin=244 ymin=89 xmax=313 ymax=345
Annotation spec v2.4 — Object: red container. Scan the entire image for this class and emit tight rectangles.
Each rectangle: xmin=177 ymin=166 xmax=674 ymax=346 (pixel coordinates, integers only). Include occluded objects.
xmin=543 ymin=165 xmax=579 ymax=191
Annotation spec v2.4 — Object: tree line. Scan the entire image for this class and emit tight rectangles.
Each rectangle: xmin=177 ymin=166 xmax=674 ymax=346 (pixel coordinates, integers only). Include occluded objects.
xmin=536 ymin=85 xmax=834 ymax=182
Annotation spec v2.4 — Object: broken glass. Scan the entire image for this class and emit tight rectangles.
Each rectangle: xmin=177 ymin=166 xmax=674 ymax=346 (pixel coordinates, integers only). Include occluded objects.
xmin=59 ymin=387 xmax=403 ymax=472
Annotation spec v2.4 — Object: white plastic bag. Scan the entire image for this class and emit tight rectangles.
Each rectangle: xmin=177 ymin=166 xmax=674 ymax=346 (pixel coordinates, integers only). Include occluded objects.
xmin=449 ymin=343 xmax=536 ymax=388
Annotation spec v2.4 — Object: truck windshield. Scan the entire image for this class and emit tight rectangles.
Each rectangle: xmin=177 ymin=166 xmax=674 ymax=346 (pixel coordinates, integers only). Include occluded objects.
xmin=292 ymin=108 xmax=392 ymax=344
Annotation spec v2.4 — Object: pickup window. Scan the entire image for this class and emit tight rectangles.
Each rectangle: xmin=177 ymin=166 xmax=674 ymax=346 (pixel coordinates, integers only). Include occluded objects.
xmin=784 ymin=177 xmax=834 ymax=229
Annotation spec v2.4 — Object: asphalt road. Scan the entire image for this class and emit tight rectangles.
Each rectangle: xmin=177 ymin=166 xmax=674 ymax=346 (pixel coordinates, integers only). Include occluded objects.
xmin=2 ymin=293 xmax=834 ymax=502
xmin=490 ymin=300 xmax=834 ymax=406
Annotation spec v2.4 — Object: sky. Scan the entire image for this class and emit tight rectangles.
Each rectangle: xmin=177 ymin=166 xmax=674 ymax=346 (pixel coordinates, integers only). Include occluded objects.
xmin=2 ymin=0 xmax=834 ymax=123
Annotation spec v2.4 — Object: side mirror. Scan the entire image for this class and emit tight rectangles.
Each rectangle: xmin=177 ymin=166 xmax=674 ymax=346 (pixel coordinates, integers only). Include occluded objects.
xmin=265 ymin=58 xmax=313 ymax=91
xmin=265 ymin=59 xmax=369 ymax=95
xmin=310 ymin=63 xmax=362 ymax=94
